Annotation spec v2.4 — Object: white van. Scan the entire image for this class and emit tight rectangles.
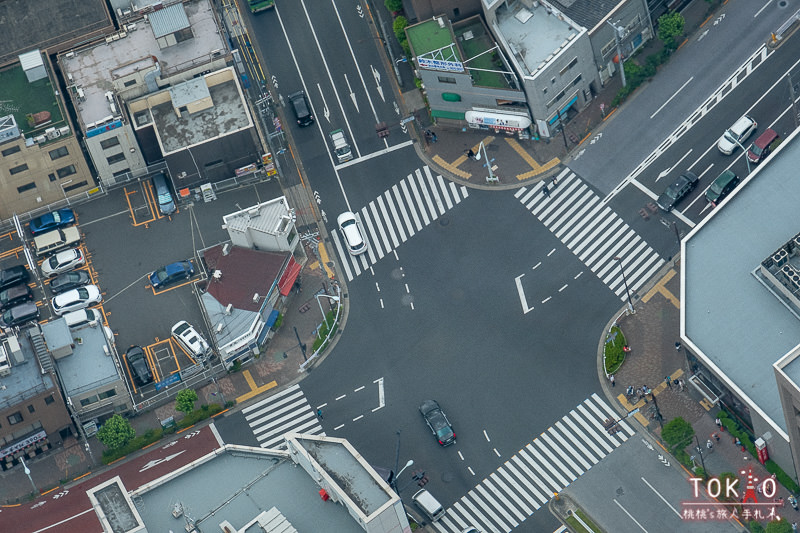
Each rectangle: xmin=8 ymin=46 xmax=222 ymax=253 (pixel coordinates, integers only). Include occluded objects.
xmin=171 ymin=320 xmax=211 ymax=359
xmin=34 ymin=226 xmax=80 ymax=257
xmin=412 ymin=489 xmax=445 ymax=522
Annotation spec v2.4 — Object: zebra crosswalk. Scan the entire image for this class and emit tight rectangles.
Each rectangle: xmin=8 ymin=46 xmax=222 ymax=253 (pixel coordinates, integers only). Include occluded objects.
xmin=433 ymin=393 xmax=634 ymax=533
xmin=515 ymin=169 xmax=665 ymax=301
xmin=241 ymin=384 xmax=324 ymax=449
xmin=331 ymin=166 xmax=470 ymax=281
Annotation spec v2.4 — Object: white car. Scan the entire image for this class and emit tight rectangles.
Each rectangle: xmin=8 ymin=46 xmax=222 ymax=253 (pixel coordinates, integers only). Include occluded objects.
xmin=337 ymin=211 xmax=367 ymax=255
xmin=41 ymin=248 xmax=85 ymax=277
xmin=171 ymin=320 xmax=211 ymax=359
xmin=717 ymin=114 xmax=757 ymax=155
xmin=51 ymin=285 xmax=101 ymax=316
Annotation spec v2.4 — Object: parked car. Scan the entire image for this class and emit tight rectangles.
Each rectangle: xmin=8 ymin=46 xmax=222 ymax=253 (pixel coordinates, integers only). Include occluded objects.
xmin=705 ymin=170 xmax=740 ymax=207
xmin=0 ymin=284 xmax=33 ymax=311
xmin=126 ymin=345 xmax=153 ymax=386
xmin=49 ymin=270 xmax=91 ymax=294
xmin=419 ymin=399 xmax=456 ymax=446
xmin=29 ymin=208 xmax=75 ymax=236
xmin=0 ymin=302 xmax=39 ymax=328
xmin=0 ymin=265 xmax=30 ymax=291
xmin=337 ymin=211 xmax=367 ymax=255
xmin=288 ymin=91 xmax=314 ymax=126
xmin=171 ymin=320 xmax=211 ymax=359
xmin=747 ymin=128 xmax=779 ymax=164
xmin=149 ymin=261 xmax=195 ymax=290
xmin=41 ymin=248 xmax=85 ymax=277
xmin=51 ymin=285 xmax=101 ymax=316
xmin=152 ymin=172 xmax=176 ymax=216
xmin=63 ymin=308 xmax=101 ymax=329
xmin=717 ymin=114 xmax=757 ymax=155
xmin=657 ymin=171 xmax=699 ymax=212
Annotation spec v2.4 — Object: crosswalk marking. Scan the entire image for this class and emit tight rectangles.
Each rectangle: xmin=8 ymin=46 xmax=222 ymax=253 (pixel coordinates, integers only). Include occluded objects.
xmin=517 ymin=170 xmax=665 ymax=301
xmin=332 ymin=167 xmax=469 ymax=281
xmin=434 ymin=395 xmax=630 ymax=532
xmin=241 ymin=384 xmax=323 ymax=449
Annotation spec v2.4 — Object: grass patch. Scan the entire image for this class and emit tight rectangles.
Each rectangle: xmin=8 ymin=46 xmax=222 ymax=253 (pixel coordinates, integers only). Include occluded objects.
xmin=312 ymin=309 xmax=339 ymax=353
xmin=603 ymin=326 xmax=627 ymax=375
xmin=565 ymin=508 xmax=603 ymax=533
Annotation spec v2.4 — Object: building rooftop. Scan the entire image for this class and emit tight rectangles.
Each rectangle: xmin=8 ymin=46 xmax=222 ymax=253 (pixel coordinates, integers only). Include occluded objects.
xmin=148 ymin=69 xmax=252 ymax=153
xmin=683 ymin=129 xmax=800 ymax=437
xmin=0 ymin=333 xmax=55 ymax=412
xmin=222 ymin=197 xmax=296 ymax=238
xmin=494 ymin=1 xmax=581 ymax=77
xmin=0 ymin=0 xmax=111 ymax=67
xmin=454 ymin=16 xmax=517 ymax=90
xmin=0 ymin=60 xmax=68 ymax=139
xmin=59 ymin=0 xmax=226 ymax=129
xmin=549 ymin=0 xmax=625 ymax=33
xmin=46 ymin=318 xmax=120 ymax=397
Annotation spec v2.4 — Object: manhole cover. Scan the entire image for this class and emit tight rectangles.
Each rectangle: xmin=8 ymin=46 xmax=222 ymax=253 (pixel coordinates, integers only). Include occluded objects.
xmin=616 ymin=486 xmax=625 ymax=497
xmin=778 ymin=0 xmax=788 ymax=7
xmin=401 ymin=294 xmax=414 ymax=306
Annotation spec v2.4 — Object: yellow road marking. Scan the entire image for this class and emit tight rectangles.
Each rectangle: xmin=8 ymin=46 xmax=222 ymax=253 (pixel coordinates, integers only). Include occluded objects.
xmin=642 ymin=269 xmax=679 ymax=308
xmin=505 ymin=138 xmax=561 ymax=180
xmin=317 ymin=242 xmax=335 ymax=279
xmin=236 ymin=377 xmax=277 ymax=403
xmin=432 ymin=155 xmax=471 ymax=179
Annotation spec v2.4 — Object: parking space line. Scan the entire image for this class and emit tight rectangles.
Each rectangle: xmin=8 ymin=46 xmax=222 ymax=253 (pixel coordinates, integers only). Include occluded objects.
xmin=123 ymin=352 xmax=140 ymax=394
xmin=124 ymin=186 xmax=155 ymax=227
xmin=171 ymin=339 xmax=197 ymax=366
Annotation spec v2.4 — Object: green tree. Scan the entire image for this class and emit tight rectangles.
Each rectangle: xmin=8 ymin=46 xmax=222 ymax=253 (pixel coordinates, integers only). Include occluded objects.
xmin=764 ymin=519 xmax=793 ymax=533
xmin=661 ymin=416 xmax=694 ymax=452
xmin=657 ymin=12 xmax=685 ymax=50
xmin=393 ymin=16 xmax=408 ymax=42
xmin=384 ymin=0 xmax=403 ymax=13
xmin=175 ymin=388 xmax=198 ymax=414
xmin=96 ymin=414 xmax=136 ymax=450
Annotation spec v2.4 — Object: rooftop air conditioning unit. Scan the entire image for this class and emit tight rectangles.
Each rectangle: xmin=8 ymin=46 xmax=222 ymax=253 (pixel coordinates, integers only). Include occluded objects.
xmin=252 ymin=293 xmax=260 ymax=303
xmin=76 ymin=87 xmax=85 ymax=100
xmin=222 ymin=243 xmax=230 ymax=256
xmin=216 ymin=323 xmax=224 ymax=333
xmin=224 ymin=303 xmax=233 ymax=315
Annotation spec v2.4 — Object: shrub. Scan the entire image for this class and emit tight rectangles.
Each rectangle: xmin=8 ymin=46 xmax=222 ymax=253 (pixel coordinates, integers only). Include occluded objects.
xmin=657 ymin=12 xmax=685 ymax=49
xmin=765 ymin=460 xmax=800 ymax=493
xmin=178 ymin=403 xmax=223 ymax=429
xmin=749 ymin=521 xmax=765 ymax=533
xmin=96 ymin=414 xmax=136 ymax=450
xmin=393 ymin=16 xmax=408 ymax=42
xmin=603 ymin=326 xmax=627 ymax=374
xmin=384 ymin=0 xmax=403 ymax=13
xmin=662 ymin=416 xmax=694 ymax=452
xmin=175 ymin=389 xmax=198 ymax=414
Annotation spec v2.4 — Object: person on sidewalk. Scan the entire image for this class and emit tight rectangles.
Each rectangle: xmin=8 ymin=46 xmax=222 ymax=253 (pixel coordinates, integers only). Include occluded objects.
xmin=707 ymin=439 xmax=714 ymax=450
xmin=609 ymin=374 xmax=615 ymax=387
xmin=675 ymin=341 xmax=682 ymax=351
xmin=665 ymin=375 xmax=672 ymax=388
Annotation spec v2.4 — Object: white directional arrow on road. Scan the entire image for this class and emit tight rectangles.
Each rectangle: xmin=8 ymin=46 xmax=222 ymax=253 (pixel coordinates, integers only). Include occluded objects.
xmin=317 ymin=83 xmax=331 ymax=122
xmin=344 ymin=74 xmax=359 ymax=112
xmin=656 ymin=149 xmax=692 ymax=181
xmin=371 ymin=65 xmax=385 ymax=102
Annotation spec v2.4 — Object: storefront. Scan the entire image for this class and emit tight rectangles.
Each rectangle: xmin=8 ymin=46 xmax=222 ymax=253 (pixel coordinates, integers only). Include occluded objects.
xmin=0 ymin=430 xmax=50 ymax=471
xmin=465 ymin=110 xmax=532 ymax=137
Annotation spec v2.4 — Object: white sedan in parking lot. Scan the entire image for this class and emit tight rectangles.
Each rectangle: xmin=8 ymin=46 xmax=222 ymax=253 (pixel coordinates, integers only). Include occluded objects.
xmin=52 ymin=285 xmax=102 ymax=316
xmin=41 ymin=248 xmax=85 ymax=277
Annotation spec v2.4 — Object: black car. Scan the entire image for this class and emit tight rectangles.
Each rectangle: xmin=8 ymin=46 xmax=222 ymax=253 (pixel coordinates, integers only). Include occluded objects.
xmin=419 ymin=399 xmax=456 ymax=446
xmin=705 ymin=170 xmax=740 ymax=207
xmin=0 ymin=285 xmax=33 ymax=311
xmin=49 ymin=270 xmax=91 ymax=294
xmin=0 ymin=302 xmax=40 ymax=328
xmin=657 ymin=171 xmax=699 ymax=212
xmin=288 ymin=91 xmax=314 ymax=127
xmin=0 ymin=265 xmax=30 ymax=291
xmin=126 ymin=346 xmax=153 ymax=386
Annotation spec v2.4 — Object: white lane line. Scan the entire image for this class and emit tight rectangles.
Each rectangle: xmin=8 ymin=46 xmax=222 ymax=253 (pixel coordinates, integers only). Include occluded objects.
xmin=515 ymin=274 xmax=534 ymax=314
xmin=641 ymin=476 xmax=682 ymax=517
xmin=650 ymin=77 xmax=694 ymax=119
xmin=614 ymin=498 xmax=649 ymax=532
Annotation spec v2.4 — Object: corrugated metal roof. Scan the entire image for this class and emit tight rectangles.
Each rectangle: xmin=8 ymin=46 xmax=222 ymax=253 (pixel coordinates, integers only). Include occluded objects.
xmin=149 ymin=2 xmax=190 ymax=39
xmin=549 ymin=0 xmax=625 ymax=31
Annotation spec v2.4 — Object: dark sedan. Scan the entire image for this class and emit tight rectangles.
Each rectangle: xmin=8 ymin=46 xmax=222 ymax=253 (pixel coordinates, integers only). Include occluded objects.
xmin=49 ymin=270 xmax=91 ymax=294
xmin=29 ymin=208 xmax=75 ymax=236
xmin=126 ymin=346 xmax=153 ymax=386
xmin=0 ymin=265 xmax=30 ymax=291
xmin=419 ymin=400 xmax=456 ymax=447
xmin=149 ymin=260 xmax=195 ymax=290
xmin=657 ymin=171 xmax=699 ymax=212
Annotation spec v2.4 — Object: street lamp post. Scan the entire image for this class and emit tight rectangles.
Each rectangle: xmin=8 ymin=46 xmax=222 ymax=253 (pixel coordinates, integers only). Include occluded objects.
xmin=613 ymin=256 xmax=635 ymax=315
xmin=315 ymin=294 xmax=341 ymax=330
xmin=473 ymin=141 xmax=497 ymax=183
xmin=19 ymin=457 xmax=39 ymax=495
xmin=692 ymin=434 xmax=707 ymax=473
xmin=734 ymin=139 xmax=752 ymax=175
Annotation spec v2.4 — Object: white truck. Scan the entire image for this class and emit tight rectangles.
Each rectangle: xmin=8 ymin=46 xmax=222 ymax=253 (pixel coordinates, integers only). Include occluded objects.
xmin=329 ymin=129 xmax=353 ymax=163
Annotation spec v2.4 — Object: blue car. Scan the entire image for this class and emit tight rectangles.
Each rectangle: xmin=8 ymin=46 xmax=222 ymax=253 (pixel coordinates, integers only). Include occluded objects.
xmin=29 ymin=208 xmax=75 ymax=236
xmin=149 ymin=261 xmax=195 ymax=290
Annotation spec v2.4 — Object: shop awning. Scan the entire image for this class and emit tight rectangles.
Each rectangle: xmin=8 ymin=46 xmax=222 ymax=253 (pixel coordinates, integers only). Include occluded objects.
xmin=465 ymin=110 xmax=532 ymax=131
xmin=278 ymin=256 xmax=303 ymax=296
xmin=547 ymin=95 xmax=579 ymax=125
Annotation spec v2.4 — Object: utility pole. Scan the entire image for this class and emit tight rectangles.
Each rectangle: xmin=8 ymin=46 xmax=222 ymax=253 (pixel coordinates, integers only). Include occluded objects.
xmin=608 ymin=21 xmax=627 ymax=87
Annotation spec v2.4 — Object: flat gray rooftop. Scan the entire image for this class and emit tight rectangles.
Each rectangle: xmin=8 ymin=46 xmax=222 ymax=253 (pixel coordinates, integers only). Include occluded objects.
xmin=138 ymin=452 xmax=365 ymax=533
xmin=0 ymin=0 xmax=111 ymax=67
xmin=0 ymin=332 xmax=54 ymax=411
xmin=50 ymin=320 xmax=119 ymax=396
xmin=150 ymin=74 xmax=251 ymax=153
xmin=60 ymin=0 xmax=225 ymax=127
xmin=495 ymin=1 xmax=579 ymax=77
xmin=684 ymin=129 xmax=800 ymax=434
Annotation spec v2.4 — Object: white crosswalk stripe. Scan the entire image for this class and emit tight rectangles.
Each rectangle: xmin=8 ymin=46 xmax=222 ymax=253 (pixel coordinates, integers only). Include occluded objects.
xmin=332 ymin=167 xmax=469 ymax=281
xmin=515 ymin=171 xmax=665 ymax=300
xmin=241 ymin=384 xmax=323 ymax=449
xmin=434 ymin=395 xmax=629 ymax=532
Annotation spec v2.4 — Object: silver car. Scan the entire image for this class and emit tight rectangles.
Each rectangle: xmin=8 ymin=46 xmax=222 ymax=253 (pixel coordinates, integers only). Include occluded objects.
xmin=41 ymin=248 xmax=85 ymax=277
xmin=51 ymin=285 xmax=101 ymax=316
xmin=337 ymin=211 xmax=367 ymax=255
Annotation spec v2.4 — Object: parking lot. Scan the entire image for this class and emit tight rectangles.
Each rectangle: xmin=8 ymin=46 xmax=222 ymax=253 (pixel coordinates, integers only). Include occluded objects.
xmin=0 ymin=176 xmax=284 ymax=400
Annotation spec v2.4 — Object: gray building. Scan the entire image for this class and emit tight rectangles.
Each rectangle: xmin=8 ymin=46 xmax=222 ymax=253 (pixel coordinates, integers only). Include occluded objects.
xmin=682 ymin=128 xmax=800 ymax=482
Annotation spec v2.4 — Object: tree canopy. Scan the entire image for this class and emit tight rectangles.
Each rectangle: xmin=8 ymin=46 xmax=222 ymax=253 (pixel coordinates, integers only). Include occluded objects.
xmin=96 ymin=414 xmax=136 ymax=450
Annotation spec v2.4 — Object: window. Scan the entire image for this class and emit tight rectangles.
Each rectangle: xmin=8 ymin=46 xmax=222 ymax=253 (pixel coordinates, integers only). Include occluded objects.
xmin=56 ymin=165 xmax=77 ymax=179
xmin=2 ymin=145 xmax=21 ymax=156
xmin=106 ymin=152 xmax=126 ymax=164
xmin=49 ymin=146 xmax=69 ymax=160
xmin=113 ymin=168 xmax=131 ymax=178
xmin=9 ymin=163 xmax=28 ymax=175
xmin=7 ymin=412 xmax=22 ymax=425
xmin=123 ymin=79 xmax=136 ymax=87
xmin=80 ymin=395 xmax=99 ymax=407
xmin=27 ymin=404 xmax=35 ymax=413
xmin=45 ymin=395 xmax=55 ymax=405
xmin=205 ymin=159 xmax=223 ymax=169
xmin=49 ymin=173 xmax=56 ymax=182
xmin=100 ymin=137 xmax=120 ymax=150
xmin=571 ymin=74 xmax=582 ymax=87
xmin=17 ymin=182 xmax=36 ymax=193
xmin=438 ymin=76 xmax=457 ymax=84
xmin=98 ymin=389 xmax=117 ymax=400
xmin=559 ymin=57 xmax=578 ymax=76
xmin=63 ymin=180 xmax=88 ymax=192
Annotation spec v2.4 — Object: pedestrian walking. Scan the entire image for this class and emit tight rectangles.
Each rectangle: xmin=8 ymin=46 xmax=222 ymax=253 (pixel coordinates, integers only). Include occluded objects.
xmin=316 ymin=408 xmax=324 ymax=420
xmin=665 ymin=376 xmax=672 ymax=388
xmin=609 ymin=374 xmax=615 ymax=387
xmin=675 ymin=341 xmax=682 ymax=351
xmin=789 ymin=495 xmax=798 ymax=510
xmin=791 ymin=522 xmax=796 ymax=531
xmin=626 ymin=385 xmax=635 ymax=397
xmin=713 ymin=432 xmax=720 ymax=442
xmin=542 ymin=183 xmax=550 ymax=198
xmin=466 ymin=148 xmax=475 ymax=159
xmin=551 ymin=176 xmax=558 ymax=188
xmin=706 ymin=439 xmax=714 ymax=450
xmin=431 ymin=132 xmax=438 ymax=143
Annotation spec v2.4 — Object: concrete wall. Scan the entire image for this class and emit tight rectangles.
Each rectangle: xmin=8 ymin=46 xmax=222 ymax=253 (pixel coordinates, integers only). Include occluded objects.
xmin=0 ymin=385 xmax=71 ymax=448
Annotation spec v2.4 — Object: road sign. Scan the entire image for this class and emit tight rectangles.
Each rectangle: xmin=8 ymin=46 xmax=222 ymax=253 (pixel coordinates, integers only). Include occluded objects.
xmin=400 ymin=116 xmax=415 ymax=125
xmin=627 ymin=407 xmax=640 ymax=417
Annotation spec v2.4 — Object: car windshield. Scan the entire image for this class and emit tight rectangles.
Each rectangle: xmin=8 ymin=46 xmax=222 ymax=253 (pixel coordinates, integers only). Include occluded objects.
xmin=436 ymin=426 xmax=453 ymax=440
xmin=723 ymin=130 xmax=737 ymax=143
xmin=174 ymin=323 xmax=190 ymax=335
xmin=709 ymin=181 xmax=724 ymax=194
xmin=52 ymin=212 xmax=61 ymax=223
xmin=47 ymin=256 xmax=60 ymax=268
xmin=750 ymin=144 xmax=764 ymax=156
xmin=664 ymin=186 xmax=680 ymax=200
xmin=340 ymin=218 xmax=355 ymax=229
xmin=76 ymin=288 xmax=88 ymax=299
xmin=155 ymin=269 xmax=169 ymax=281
